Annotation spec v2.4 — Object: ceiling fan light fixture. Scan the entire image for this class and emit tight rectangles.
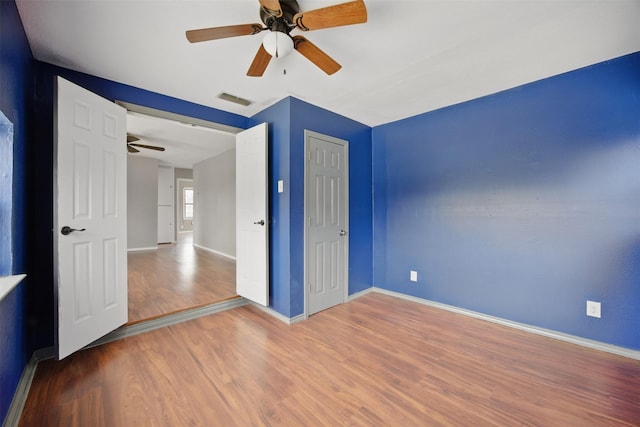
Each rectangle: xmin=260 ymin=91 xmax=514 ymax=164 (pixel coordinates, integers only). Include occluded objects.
xmin=262 ymin=31 xmax=293 ymax=58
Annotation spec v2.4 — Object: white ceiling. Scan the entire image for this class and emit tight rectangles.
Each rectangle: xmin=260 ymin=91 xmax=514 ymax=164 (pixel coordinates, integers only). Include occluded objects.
xmin=15 ymin=0 xmax=640 ymax=129
xmin=126 ymin=111 xmax=237 ymax=169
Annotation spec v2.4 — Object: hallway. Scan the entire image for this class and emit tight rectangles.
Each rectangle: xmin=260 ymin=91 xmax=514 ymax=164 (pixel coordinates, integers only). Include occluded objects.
xmin=127 ymin=232 xmax=237 ymax=323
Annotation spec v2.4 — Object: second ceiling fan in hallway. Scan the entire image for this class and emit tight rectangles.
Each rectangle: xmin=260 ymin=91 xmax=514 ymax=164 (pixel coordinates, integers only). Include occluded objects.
xmin=127 ymin=134 xmax=166 ymax=154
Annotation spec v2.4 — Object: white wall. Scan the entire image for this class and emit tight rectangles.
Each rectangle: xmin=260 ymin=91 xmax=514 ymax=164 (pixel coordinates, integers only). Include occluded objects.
xmin=193 ymin=149 xmax=235 ymax=258
xmin=127 ymin=156 xmax=158 ymax=250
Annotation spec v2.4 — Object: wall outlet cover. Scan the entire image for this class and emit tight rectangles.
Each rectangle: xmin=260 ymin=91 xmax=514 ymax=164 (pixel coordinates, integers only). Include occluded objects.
xmin=410 ymin=270 xmax=418 ymax=282
xmin=586 ymin=300 xmax=601 ymax=318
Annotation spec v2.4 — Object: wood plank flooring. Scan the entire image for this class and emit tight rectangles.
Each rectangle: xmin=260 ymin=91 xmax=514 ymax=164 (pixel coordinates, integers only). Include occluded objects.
xmin=127 ymin=232 xmax=237 ymax=323
xmin=20 ymin=293 xmax=640 ymax=426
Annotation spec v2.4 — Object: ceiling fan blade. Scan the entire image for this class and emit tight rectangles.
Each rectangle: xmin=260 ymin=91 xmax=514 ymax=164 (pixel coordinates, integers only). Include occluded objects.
xmin=247 ymin=44 xmax=273 ymax=77
xmin=259 ymin=0 xmax=283 ymax=17
xmin=294 ymin=0 xmax=367 ymax=31
xmin=127 ymin=135 xmax=140 ymax=143
xmin=186 ymin=24 xmax=264 ymax=43
xmin=129 ymin=143 xmax=166 ymax=152
xmin=127 ymin=145 xmax=140 ymax=153
xmin=293 ymin=36 xmax=341 ymax=75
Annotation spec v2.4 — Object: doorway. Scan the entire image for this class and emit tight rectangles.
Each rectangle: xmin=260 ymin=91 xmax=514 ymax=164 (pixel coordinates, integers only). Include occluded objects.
xmin=177 ymin=178 xmax=194 ymax=233
xmin=54 ymin=81 xmax=270 ymax=357
xmin=122 ymin=103 xmax=242 ymax=323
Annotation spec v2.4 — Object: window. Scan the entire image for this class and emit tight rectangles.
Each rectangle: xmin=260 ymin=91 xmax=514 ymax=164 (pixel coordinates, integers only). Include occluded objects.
xmin=183 ymin=187 xmax=194 ymax=220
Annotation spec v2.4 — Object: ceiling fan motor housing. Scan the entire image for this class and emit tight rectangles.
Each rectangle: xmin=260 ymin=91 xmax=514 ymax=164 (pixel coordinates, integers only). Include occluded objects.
xmin=260 ymin=0 xmax=299 ymax=34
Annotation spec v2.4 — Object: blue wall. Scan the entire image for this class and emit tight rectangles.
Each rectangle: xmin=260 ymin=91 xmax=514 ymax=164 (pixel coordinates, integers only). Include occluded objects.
xmin=251 ymin=99 xmax=293 ymax=315
xmin=252 ymin=97 xmax=373 ymax=317
xmin=373 ymin=52 xmax=640 ymax=350
xmin=0 ymin=0 xmax=32 ymax=421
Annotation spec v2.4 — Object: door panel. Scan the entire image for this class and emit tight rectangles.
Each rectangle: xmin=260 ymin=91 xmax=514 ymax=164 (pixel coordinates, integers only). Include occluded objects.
xmin=55 ymin=77 xmax=128 ymax=359
xmin=306 ymin=131 xmax=348 ymax=315
xmin=73 ymin=142 xmax=91 ymax=217
xmin=72 ymin=242 xmax=92 ymax=321
xmin=103 ymin=151 xmax=118 ymax=217
xmin=157 ymin=205 xmax=173 ymax=243
xmin=103 ymin=238 xmax=118 ymax=308
xmin=236 ymin=123 xmax=269 ymax=306
xmin=157 ymin=166 xmax=174 ymax=243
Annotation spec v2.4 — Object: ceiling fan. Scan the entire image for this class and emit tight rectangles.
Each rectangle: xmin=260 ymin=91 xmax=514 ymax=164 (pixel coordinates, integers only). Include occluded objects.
xmin=186 ymin=0 xmax=367 ymax=76
xmin=127 ymin=135 xmax=166 ymax=154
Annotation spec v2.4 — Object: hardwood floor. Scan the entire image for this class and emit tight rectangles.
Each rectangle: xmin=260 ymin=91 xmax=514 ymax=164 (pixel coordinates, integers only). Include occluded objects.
xmin=127 ymin=232 xmax=237 ymax=323
xmin=20 ymin=293 xmax=640 ymax=426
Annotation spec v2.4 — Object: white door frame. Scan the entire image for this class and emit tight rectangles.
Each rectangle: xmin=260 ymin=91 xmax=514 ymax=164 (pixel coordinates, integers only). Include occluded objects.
xmin=120 ymin=102 xmax=245 ymax=310
xmin=303 ymin=130 xmax=349 ymax=317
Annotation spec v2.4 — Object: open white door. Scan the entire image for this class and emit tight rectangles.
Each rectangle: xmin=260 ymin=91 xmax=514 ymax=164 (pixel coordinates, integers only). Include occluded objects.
xmin=54 ymin=77 xmax=128 ymax=359
xmin=236 ymin=123 xmax=269 ymax=306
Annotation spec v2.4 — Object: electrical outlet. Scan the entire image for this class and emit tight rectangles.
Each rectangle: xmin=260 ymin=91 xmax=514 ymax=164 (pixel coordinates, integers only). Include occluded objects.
xmin=410 ymin=270 xmax=418 ymax=282
xmin=586 ymin=300 xmax=601 ymax=318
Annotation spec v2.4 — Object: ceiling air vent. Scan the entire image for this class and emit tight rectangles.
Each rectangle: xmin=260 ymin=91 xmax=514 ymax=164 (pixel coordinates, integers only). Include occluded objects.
xmin=217 ymin=92 xmax=253 ymax=107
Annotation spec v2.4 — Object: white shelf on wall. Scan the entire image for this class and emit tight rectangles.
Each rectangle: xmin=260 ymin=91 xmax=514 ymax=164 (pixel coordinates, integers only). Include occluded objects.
xmin=0 ymin=274 xmax=26 ymax=302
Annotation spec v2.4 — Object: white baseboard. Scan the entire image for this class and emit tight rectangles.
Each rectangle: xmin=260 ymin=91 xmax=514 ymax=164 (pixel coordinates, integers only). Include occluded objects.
xmin=192 ymin=243 xmax=236 ymax=260
xmin=127 ymin=246 xmax=157 ymax=252
xmin=347 ymin=286 xmax=375 ymax=302
xmin=249 ymin=302 xmax=306 ymax=324
xmin=2 ymin=346 xmax=54 ymax=427
xmin=368 ymin=287 xmax=640 ymax=361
